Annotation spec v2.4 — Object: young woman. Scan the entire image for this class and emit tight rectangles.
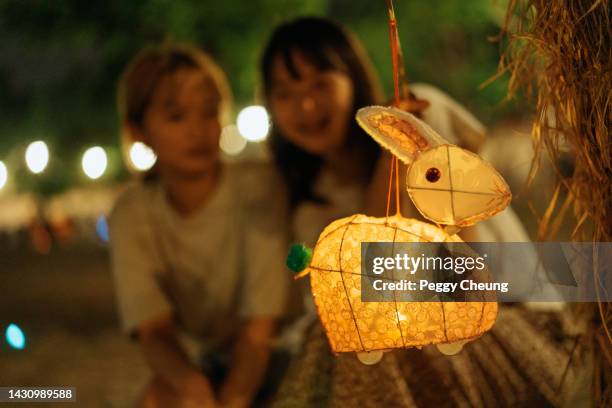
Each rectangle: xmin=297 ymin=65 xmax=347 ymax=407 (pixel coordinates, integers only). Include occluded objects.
xmin=261 ymin=17 xmax=387 ymax=249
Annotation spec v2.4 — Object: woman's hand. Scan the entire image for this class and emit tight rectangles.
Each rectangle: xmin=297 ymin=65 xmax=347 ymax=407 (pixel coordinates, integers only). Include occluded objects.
xmin=137 ymin=313 xmax=217 ymax=408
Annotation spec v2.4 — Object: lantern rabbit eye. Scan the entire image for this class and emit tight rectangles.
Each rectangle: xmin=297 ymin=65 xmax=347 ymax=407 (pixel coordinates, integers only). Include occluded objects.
xmin=425 ymin=167 xmax=441 ymax=182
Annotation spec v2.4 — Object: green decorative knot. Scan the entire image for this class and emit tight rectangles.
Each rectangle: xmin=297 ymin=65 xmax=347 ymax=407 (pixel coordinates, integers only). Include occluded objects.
xmin=286 ymin=243 xmax=313 ymax=273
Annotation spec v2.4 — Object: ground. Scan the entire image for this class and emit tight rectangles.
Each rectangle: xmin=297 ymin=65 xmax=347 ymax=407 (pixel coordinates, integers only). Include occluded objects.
xmin=0 ymin=242 xmax=148 ymax=407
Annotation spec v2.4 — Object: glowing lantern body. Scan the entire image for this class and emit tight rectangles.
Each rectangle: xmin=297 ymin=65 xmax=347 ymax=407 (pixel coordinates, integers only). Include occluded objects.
xmin=307 ymin=214 xmax=497 ymax=359
xmin=291 ymin=106 xmax=511 ymax=363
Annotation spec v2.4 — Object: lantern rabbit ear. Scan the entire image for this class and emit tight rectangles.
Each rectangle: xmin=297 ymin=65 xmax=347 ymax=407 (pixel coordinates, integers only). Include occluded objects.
xmin=356 ymin=106 xmax=447 ymax=164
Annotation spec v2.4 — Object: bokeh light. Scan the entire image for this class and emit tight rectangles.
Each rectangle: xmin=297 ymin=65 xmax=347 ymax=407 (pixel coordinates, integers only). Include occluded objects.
xmin=0 ymin=161 xmax=7 ymax=190
xmin=129 ymin=142 xmax=157 ymax=171
xmin=82 ymin=146 xmax=108 ymax=179
xmin=96 ymin=215 xmax=109 ymax=243
xmin=5 ymin=323 xmax=26 ymax=350
xmin=219 ymin=125 xmax=247 ymax=155
xmin=236 ymin=105 xmax=269 ymax=142
xmin=25 ymin=141 xmax=49 ymax=174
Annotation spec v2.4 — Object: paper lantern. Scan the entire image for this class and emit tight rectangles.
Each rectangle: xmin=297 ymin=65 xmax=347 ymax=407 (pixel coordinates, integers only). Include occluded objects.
xmin=292 ymin=215 xmax=497 ymax=364
xmin=289 ymin=106 xmax=511 ymax=364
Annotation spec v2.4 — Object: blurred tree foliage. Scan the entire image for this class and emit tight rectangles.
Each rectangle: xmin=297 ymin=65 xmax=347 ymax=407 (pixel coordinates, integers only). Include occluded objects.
xmin=0 ymin=0 xmax=521 ymax=194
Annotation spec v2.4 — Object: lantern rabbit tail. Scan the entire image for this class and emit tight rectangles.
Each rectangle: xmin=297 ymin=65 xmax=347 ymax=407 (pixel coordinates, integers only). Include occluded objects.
xmin=286 ymin=243 xmax=313 ymax=279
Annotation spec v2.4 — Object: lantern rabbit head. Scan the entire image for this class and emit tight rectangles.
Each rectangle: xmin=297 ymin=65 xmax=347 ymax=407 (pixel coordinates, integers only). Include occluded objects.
xmin=288 ymin=106 xmax=511 ymax=365
xmin=356 ymin=106 xmax=511 ymax=230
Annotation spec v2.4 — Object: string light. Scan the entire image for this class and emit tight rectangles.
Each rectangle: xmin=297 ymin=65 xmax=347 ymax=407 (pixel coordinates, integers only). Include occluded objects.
xmin=219 ymin=125 xmax=247 ymax=155
xmin=96 ymin=215 xmax=109 ymax=243
xmin=237 ymin=106 xmax=270 ymax=142
xmin=82 ymin=146 xmax=107 ymax=179
xmin=25 ymin=141 xmax=49 ymax=174
xmin=0 ymin=161 xmax=7 ymax=190
xmin=5 ymin=323 xmax=26 ymax=350
xmin=129 ymin=142 xmax=156 ymax=171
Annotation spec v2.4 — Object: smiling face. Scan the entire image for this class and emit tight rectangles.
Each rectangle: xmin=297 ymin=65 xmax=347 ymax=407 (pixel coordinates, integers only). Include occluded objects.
xmin=133 ymin=67 xmax=222 ymax=179
xmin=268 ymin=51 xmax=354 ymax=156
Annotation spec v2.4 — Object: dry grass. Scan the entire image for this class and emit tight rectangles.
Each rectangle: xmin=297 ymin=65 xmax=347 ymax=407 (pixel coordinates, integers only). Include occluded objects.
xmin=494 ymin=0 xmax=611 ymax=405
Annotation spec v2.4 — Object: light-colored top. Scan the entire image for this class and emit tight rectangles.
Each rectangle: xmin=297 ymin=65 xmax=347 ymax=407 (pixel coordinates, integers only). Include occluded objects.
xmin=109 ymin=161 xmax=292 ymax=354
xmin=411 ymin=83 xmax=486 ymax=151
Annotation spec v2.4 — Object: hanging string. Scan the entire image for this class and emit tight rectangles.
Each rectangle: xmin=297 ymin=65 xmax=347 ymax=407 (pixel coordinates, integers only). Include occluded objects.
xmin=386 ymin=0 xmax=412 ymax=101
xmin=386 ymin=0 xmax=405 ymax=218
xmin=385 ymin=155 xmax=395 ymax=220
xmin=395 ymin=157 xmax=401 ymax=216
xmin=387 ymin=0 xmax=401 ymax=106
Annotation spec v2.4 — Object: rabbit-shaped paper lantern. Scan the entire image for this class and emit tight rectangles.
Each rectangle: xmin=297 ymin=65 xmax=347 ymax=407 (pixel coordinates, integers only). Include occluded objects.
xmin=288 ymin=106 xmax=511 ymax=365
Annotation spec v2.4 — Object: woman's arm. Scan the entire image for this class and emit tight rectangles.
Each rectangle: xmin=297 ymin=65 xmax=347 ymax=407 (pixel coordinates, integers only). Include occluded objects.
xmin=137 ymin=313 xmax=217 ymax=407
xmin=217 ymin=317 xmax=277 ymax=408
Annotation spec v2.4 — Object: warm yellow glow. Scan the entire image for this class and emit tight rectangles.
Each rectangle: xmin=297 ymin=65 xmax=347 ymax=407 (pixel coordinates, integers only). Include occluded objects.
xmin=307 ymin=214 xmax=497 ymax=354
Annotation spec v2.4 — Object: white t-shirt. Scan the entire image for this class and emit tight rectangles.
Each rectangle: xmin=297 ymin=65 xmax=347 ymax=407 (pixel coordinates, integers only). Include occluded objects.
xmin=109 ymin=161 xmax=292 ymax=353
xmin=411 ymin=82 xmax=486 ymax=150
